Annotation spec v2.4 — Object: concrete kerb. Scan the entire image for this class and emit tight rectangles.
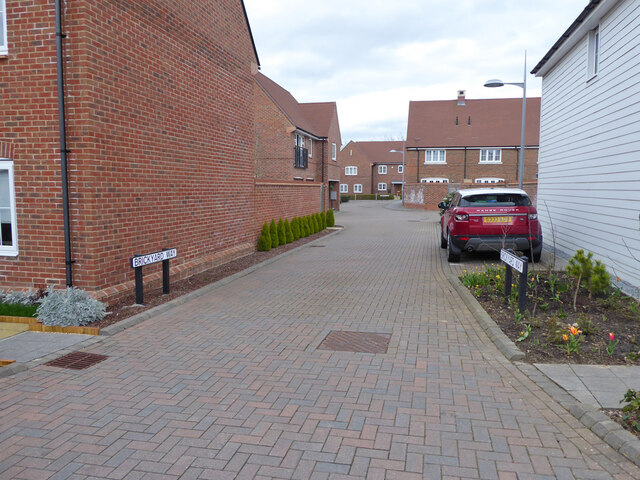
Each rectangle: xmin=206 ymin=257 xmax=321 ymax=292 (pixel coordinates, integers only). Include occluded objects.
xmin=442 ymin=258 xmax=640 ymax=468
xmin=100 ymin=227 xmax=344 ymax=336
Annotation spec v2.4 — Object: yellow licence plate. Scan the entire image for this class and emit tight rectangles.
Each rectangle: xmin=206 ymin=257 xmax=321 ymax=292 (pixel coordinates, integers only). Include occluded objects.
xmin=483 ymin=216 xmax=512 ymax=224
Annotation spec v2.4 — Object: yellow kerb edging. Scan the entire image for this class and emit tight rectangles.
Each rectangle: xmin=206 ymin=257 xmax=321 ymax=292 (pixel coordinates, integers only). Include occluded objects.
xmin=28 ymin=324 xmax=100 ymax=335
xmin=0 ymin=315 xmax=39 ymax=325
xmin=0 ymin=360 xmax=16 ymax=367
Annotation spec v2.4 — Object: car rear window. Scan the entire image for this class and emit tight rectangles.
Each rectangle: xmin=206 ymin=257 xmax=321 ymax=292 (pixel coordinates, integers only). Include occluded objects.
xmin=460 ymin=194 xmax=531 ymax=207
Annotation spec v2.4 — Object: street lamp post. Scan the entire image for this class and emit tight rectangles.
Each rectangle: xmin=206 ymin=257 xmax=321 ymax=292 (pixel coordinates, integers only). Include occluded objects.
xmin=390 ymin=143 xmax=406 ymax=206
xmin=484 ymin=52 xmax=527 ymax=190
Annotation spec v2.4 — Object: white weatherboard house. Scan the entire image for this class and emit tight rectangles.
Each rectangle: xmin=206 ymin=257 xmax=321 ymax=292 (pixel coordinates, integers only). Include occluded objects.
xmin=532 ymin=0 xmax=640 ymax=297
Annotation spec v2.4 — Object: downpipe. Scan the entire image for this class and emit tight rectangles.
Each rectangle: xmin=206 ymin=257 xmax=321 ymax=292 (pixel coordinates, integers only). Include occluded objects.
xmin=55 ymin=0 xmax=73 ymax=286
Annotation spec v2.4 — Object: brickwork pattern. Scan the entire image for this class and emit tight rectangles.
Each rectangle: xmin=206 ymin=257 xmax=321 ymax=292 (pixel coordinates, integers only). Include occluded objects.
xmin=0 ymin=202 xmax=638 ymax=479
xmin=405 ymin=148 xmax=539 ymax=186
xmin=254 ymin=182 xmax=323 ymax=229
xmin=0 ymin=0 xmax=258 ymax=294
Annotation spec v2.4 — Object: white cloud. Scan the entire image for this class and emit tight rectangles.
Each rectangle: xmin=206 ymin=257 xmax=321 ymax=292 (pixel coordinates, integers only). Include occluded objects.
xmin=244 ymin=0 xmax=590 ymax=142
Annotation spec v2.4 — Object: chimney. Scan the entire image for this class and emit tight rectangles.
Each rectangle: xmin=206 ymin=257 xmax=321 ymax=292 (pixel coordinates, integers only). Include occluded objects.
xmin=457 ymin=90 xmax=466 ymax=106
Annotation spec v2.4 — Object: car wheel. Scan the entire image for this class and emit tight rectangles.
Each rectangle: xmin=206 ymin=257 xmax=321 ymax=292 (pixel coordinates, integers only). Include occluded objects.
xmin=447 ymin=232 xmax=460 ymax=263
xmin=440 ymin=228 xmax=447 ymax=249
xmin=528 ymin=248 xmax=542 ymax=263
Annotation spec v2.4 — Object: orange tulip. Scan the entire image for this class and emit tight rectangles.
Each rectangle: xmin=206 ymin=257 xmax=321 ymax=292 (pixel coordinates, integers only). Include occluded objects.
xmin=562 ymin=334 xmax=569 ymax=342
xmin=569 ymin=326 xmax=581 ymax=336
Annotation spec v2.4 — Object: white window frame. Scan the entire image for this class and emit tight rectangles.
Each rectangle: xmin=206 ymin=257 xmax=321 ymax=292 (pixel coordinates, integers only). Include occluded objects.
xmin=377 ymin=182 xmax=387 ymax=191
xmin=378 ymin=165 xmax=387 ymax=174
xmin=308 ymin=139 xmax=313 ymax=158
xmin=479 ymin=149 xmax=502 ymax=163
xmin=0 ymin=0 xmax=7 ymax=56
xmin=424 ymin=150 xmax=446 ymax=164
xmin=0 ymin=160 xmax=18 ymax=256
xmin=340 ymin=184 xmax=348 ymax=193
xmin=345 ymin=166 xmax=357 ymax=176
xmin=475 ymin=177 xmax=504 ymax=184
xmin=397 ymin=165 xmax=403 ymax=174
xmin=353 ymin=184 xmax=363 ymax=193
xmin=420 ymin=177 xmax=449 ymax=184
xmin=332 ymin=143 xmax=337 ymax=161
xmin=587 ymin=26 xmax=600 ymax=79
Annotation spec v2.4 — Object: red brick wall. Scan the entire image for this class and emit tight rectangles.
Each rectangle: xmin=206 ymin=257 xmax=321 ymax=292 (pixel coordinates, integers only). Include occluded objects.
xmin=403 ymin=183 xmax=450 ymax=211
xmin=405 ymin=148 xmax=538 ymax=185
xmin=0 ymin=0 xmax=259 ymax=298
xmin=254 ymin=181 xmax=323 ymax=227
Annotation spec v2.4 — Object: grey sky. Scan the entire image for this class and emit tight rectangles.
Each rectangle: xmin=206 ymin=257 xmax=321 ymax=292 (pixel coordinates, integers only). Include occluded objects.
xmin=244 ymin=0 xmax=589 ymax=143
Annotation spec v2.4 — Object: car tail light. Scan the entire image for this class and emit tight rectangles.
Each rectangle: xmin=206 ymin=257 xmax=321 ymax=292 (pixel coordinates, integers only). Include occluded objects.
xmin=528 ymin=213 xmax=538 ymax=220
xmin=455 ymin=213 xmax=469 ymax=221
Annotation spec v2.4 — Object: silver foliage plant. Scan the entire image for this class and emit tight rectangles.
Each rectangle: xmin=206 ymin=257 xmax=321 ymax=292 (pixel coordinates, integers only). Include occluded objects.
xmin=35 ymin=287 xmax=107 ymax=327
xmin=0 ymin=289 xmax=39 ymax=305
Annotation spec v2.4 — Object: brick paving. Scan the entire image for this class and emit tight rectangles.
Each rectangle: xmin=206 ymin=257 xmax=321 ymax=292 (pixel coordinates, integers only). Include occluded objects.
xmin=1 ymin=201 xmax=639 ymax=479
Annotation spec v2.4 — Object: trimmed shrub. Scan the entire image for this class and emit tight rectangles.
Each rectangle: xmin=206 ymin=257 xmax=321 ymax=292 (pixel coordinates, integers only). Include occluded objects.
xmin=277 ymin=219 xmax=286 ymax=245
xmin=0 ymin=289 xmax=39 ymax=305
xmin=303 ymin=217 xmax=310 ymax=237
xmin=320 ymin=211 xmax=327 ymax=230
xmin=270 ymin=219 xmax=279 ymax=248
xmin=326 ymin=209 xmax=335 ymax=227
xmin=284 ymin=218 xmax=294 ymax=243
xmin=341 ymin=195 xmax=350 ymax=203
xmin=292 ymin=218 xmax=300 ymax=241
xmin=36 ymin=287 xmax=107 ymax=327
xmin=314 ymin=213 xmax=321 ymax=233
xmin=257 ymin=222 xmax=271 ymax=251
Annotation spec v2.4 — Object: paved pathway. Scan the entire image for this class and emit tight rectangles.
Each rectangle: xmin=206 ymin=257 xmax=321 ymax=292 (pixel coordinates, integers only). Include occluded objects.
xmin=1 ymin=201 xmax=639 ymax=479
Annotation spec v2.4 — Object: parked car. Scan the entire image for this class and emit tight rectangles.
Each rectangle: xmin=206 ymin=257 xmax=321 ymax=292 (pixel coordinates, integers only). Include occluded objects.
xmin=438 ymin=188 xmax=542 ymax=263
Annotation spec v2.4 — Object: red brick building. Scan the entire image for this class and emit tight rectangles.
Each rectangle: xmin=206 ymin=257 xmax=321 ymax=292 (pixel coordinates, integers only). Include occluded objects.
xmin=0 ymin=1 xmax=265 ymax=300
xmin=405 ymin=91 xmax=541 ymax=186
xmin=254 ymin=72 xmax=342 ymax=212
xmin=340 ymin=141 xmax=404 ymax=196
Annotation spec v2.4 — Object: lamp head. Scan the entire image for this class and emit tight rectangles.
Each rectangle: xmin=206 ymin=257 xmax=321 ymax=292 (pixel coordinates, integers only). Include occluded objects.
xmin=484 ymin=78 xmax=505 ymax=88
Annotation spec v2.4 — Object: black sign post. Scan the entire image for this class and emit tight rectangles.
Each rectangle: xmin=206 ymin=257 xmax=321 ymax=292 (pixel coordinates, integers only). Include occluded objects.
xmin=500 ymin=249 xmax=529 ymax=313
xmin=131 ymin=248 xmax=177 ymax=305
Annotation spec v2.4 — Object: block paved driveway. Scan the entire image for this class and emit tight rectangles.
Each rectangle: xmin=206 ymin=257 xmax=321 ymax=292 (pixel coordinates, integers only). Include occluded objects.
xmin=1 ymin=201 xmax=639 ymax=480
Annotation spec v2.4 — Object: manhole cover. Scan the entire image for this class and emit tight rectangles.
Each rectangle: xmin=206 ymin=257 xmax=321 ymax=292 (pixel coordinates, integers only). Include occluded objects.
xmin=310 ymin=245 xmax=326 ymax=248
xmin=317 ymin=331 xmax=391 ymax=354
xmin=46 ymin=352 xmax=108 ymax=370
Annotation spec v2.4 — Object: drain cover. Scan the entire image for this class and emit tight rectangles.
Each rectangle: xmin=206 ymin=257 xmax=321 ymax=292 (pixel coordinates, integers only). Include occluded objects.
xmin=46 ymin=351 xmax=108 ymax=370
xmin=317 ymin=331 xmax=391 ymax=354
xmin=310 ymin=245 xmax=326 ymax=248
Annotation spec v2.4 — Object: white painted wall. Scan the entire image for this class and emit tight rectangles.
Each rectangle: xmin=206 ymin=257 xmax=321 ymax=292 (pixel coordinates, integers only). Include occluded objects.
xmin=537 ymin=0 xmax=640 ymax=295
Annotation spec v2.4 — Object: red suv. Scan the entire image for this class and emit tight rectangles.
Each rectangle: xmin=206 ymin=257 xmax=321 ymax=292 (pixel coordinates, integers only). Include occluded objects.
xmin=438 ymin=188 xmax=542 ymax=263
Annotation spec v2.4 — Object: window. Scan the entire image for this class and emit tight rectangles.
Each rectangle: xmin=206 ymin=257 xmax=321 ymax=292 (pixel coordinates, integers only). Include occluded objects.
xmin=460 ymin=193 xmax=531 ymax=207
xmin=378 ymin=165 xmax=387 ymax=174
xmin=0 ymin=160 xmax=17 ymax=256
xmin=377 ymin=183 xmax=387 ymax=191
xmin=340 ymin=184 xmax=348 ymax=193
xmin=0 ymin=0 xmax=6 ymax=56
xmin=475 ymin=177 xmax=504 ymax=184
xmin=479 ymin=149 xmax=502 ymax=163
xmin=424 ymin=150 xmax=446 ymax=164
xmin=345 ymin=166 xmax=357 ymax=175
xmin=354 ymin=184 xmax=363 ymax=193
xmin=332 ymin=143 xmax=337 ymax=161
xmin=420 ymin=177 xmax=449 ymax=183
xmin=308 ymin=139 xmax=313 ymax=158
xmin=397 ymin=165 xmax=403 ymax=174
xmin=588 ymin=26 xmax=600 ymax=78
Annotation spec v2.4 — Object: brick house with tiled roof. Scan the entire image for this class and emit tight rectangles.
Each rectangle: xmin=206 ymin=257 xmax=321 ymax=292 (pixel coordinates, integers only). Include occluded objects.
xmin=405 ymin=92 xmax=541 ymax=187
xmin=341 ymin=141 xmax=404 ymax=196
xmin=254 ymin=72 xmax=342 ymax=212
xmin=0 ymin=1 xmax=265 ymax=300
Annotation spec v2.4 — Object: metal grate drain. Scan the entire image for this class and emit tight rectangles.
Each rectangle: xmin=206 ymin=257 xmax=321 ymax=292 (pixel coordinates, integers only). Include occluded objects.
xmin=317 ymin=331 xmax=392 ymax=354
xmin=46 ymin=351 xmax=109 ymax=370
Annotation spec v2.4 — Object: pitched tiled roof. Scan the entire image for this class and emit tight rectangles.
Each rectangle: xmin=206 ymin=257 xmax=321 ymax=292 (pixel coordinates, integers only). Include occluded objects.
xmin=254 ymin=72 xmax=337 ymax=140
xmin=299 ymin=103 xmax=338 ymax=140
xmin=406 ymin=97 xmax=541 ymax=149
xmin=352 ymin=141 xmax=405 ymax=164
